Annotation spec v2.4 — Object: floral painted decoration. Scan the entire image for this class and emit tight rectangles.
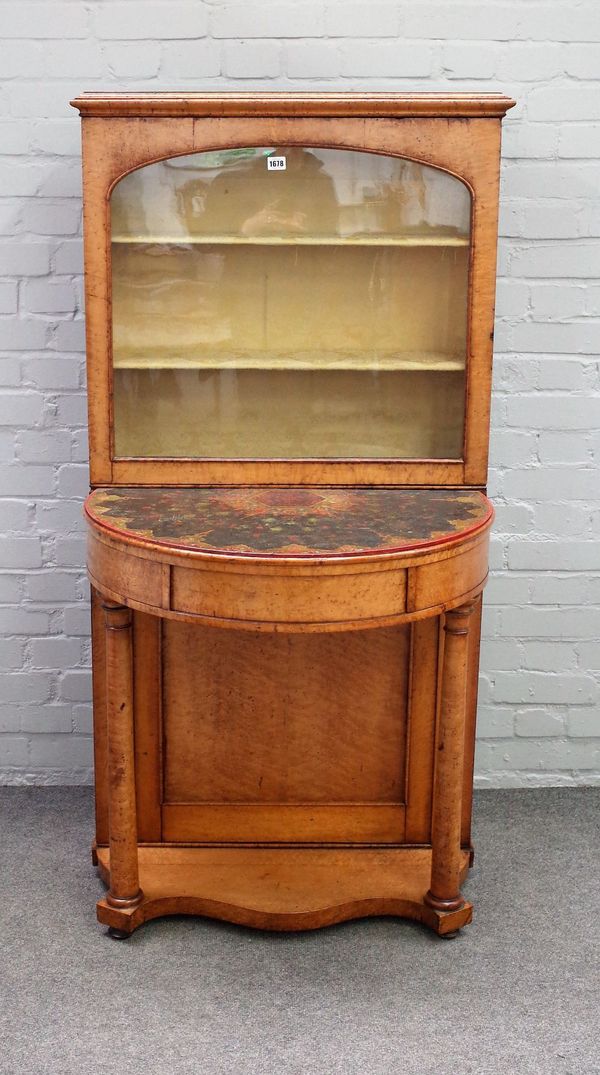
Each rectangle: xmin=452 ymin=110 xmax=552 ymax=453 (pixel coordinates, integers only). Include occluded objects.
xmin=85 ymin=486 xmax=492 ymax=559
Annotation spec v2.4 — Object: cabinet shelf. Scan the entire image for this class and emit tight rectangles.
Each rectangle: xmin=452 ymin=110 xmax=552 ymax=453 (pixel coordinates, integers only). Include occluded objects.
xmin=111 ymin=233 xmax=469 ymax=248
xmin=113 ymin=350 xmax=465 ymax=372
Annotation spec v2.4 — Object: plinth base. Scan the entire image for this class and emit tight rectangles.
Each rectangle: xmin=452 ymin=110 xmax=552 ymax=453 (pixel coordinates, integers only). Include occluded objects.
xmin=95 ymin=846 xmax=472 ymax=937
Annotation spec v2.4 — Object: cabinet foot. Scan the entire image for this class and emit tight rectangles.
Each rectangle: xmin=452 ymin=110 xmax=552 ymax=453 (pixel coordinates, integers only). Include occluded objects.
xmin=107 ymin=927 xmax=130 ymax=941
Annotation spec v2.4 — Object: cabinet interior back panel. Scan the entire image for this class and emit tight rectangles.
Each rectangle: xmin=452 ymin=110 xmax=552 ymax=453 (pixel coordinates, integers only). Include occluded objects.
xmin=113 ymin=367 xmax=465 ymax=459
xmin=112 ymin=245 xmax=469 ymax=361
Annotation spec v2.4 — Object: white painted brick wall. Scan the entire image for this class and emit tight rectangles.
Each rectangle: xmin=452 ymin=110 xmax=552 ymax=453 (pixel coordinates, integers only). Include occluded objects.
xmin=0 ymin=0 xmax=599 ymax=787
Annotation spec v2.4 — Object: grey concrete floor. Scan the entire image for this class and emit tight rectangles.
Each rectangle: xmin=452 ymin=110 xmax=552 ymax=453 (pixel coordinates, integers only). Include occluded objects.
xmin=0 ymin=788 xmax=598 ymax=1075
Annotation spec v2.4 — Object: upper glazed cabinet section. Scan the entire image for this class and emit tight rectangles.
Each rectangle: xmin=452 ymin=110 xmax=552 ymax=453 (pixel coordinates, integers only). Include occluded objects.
xmin=111 ymin=148 xmax=471 ymax=461
xmin=72 ymin=94 xmax=515 ymax=484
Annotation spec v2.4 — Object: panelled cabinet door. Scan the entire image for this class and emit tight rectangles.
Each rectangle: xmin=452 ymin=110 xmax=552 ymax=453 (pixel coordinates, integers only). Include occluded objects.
xmin=91 ymin=598 xmax=445 ymax=847
xmin=90 ymin=598 xmax=482 ymax=850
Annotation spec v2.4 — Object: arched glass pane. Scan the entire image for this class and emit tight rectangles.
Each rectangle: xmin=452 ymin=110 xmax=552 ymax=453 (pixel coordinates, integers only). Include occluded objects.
xmin=110 ymin=147 xmax=471 ymax=459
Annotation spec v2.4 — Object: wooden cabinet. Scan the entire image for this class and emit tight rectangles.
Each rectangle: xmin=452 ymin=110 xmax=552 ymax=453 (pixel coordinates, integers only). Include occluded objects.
xmin=72 ymin=92 xmax=514 ymax=938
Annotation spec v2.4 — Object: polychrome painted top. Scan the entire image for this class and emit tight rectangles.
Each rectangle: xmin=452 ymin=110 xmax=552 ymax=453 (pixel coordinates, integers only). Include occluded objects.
xmin=85 ymin=487 xmax=493 ymax=560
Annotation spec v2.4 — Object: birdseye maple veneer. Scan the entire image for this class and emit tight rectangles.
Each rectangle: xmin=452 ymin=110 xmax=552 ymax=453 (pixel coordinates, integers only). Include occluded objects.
xmin=72 ymin=91 xmax=514 ymax=939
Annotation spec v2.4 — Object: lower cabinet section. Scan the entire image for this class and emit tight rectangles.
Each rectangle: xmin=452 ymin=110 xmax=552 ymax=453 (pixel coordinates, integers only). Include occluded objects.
xmin=91 ymin=591 xmax=481 ymax=852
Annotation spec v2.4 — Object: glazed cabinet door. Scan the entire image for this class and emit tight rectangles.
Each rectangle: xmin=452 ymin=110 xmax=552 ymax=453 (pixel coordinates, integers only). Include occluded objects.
xmin=110 ymin=147 xmax=469 ymax=464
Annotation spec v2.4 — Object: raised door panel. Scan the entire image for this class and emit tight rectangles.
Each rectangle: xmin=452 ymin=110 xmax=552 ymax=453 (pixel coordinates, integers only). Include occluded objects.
xmin=161 ymin=622 xmax=411 ymax=842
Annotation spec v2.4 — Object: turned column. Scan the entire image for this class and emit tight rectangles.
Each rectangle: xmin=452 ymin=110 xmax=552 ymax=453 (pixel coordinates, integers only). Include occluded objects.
xmin=425 ymin=602 xmax=474 ymax=913
xmin=103 ymin=599 xmax=142 ymax=910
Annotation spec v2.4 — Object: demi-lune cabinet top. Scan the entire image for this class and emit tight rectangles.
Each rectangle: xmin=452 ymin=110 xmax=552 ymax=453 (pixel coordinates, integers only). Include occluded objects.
xmin=71 ymin=92 xmax=515 ymax=119
xmin=85 ymin=486 xmax=493 ymax=627
xmin=85 ymin=486 xmax=493 ymax=560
